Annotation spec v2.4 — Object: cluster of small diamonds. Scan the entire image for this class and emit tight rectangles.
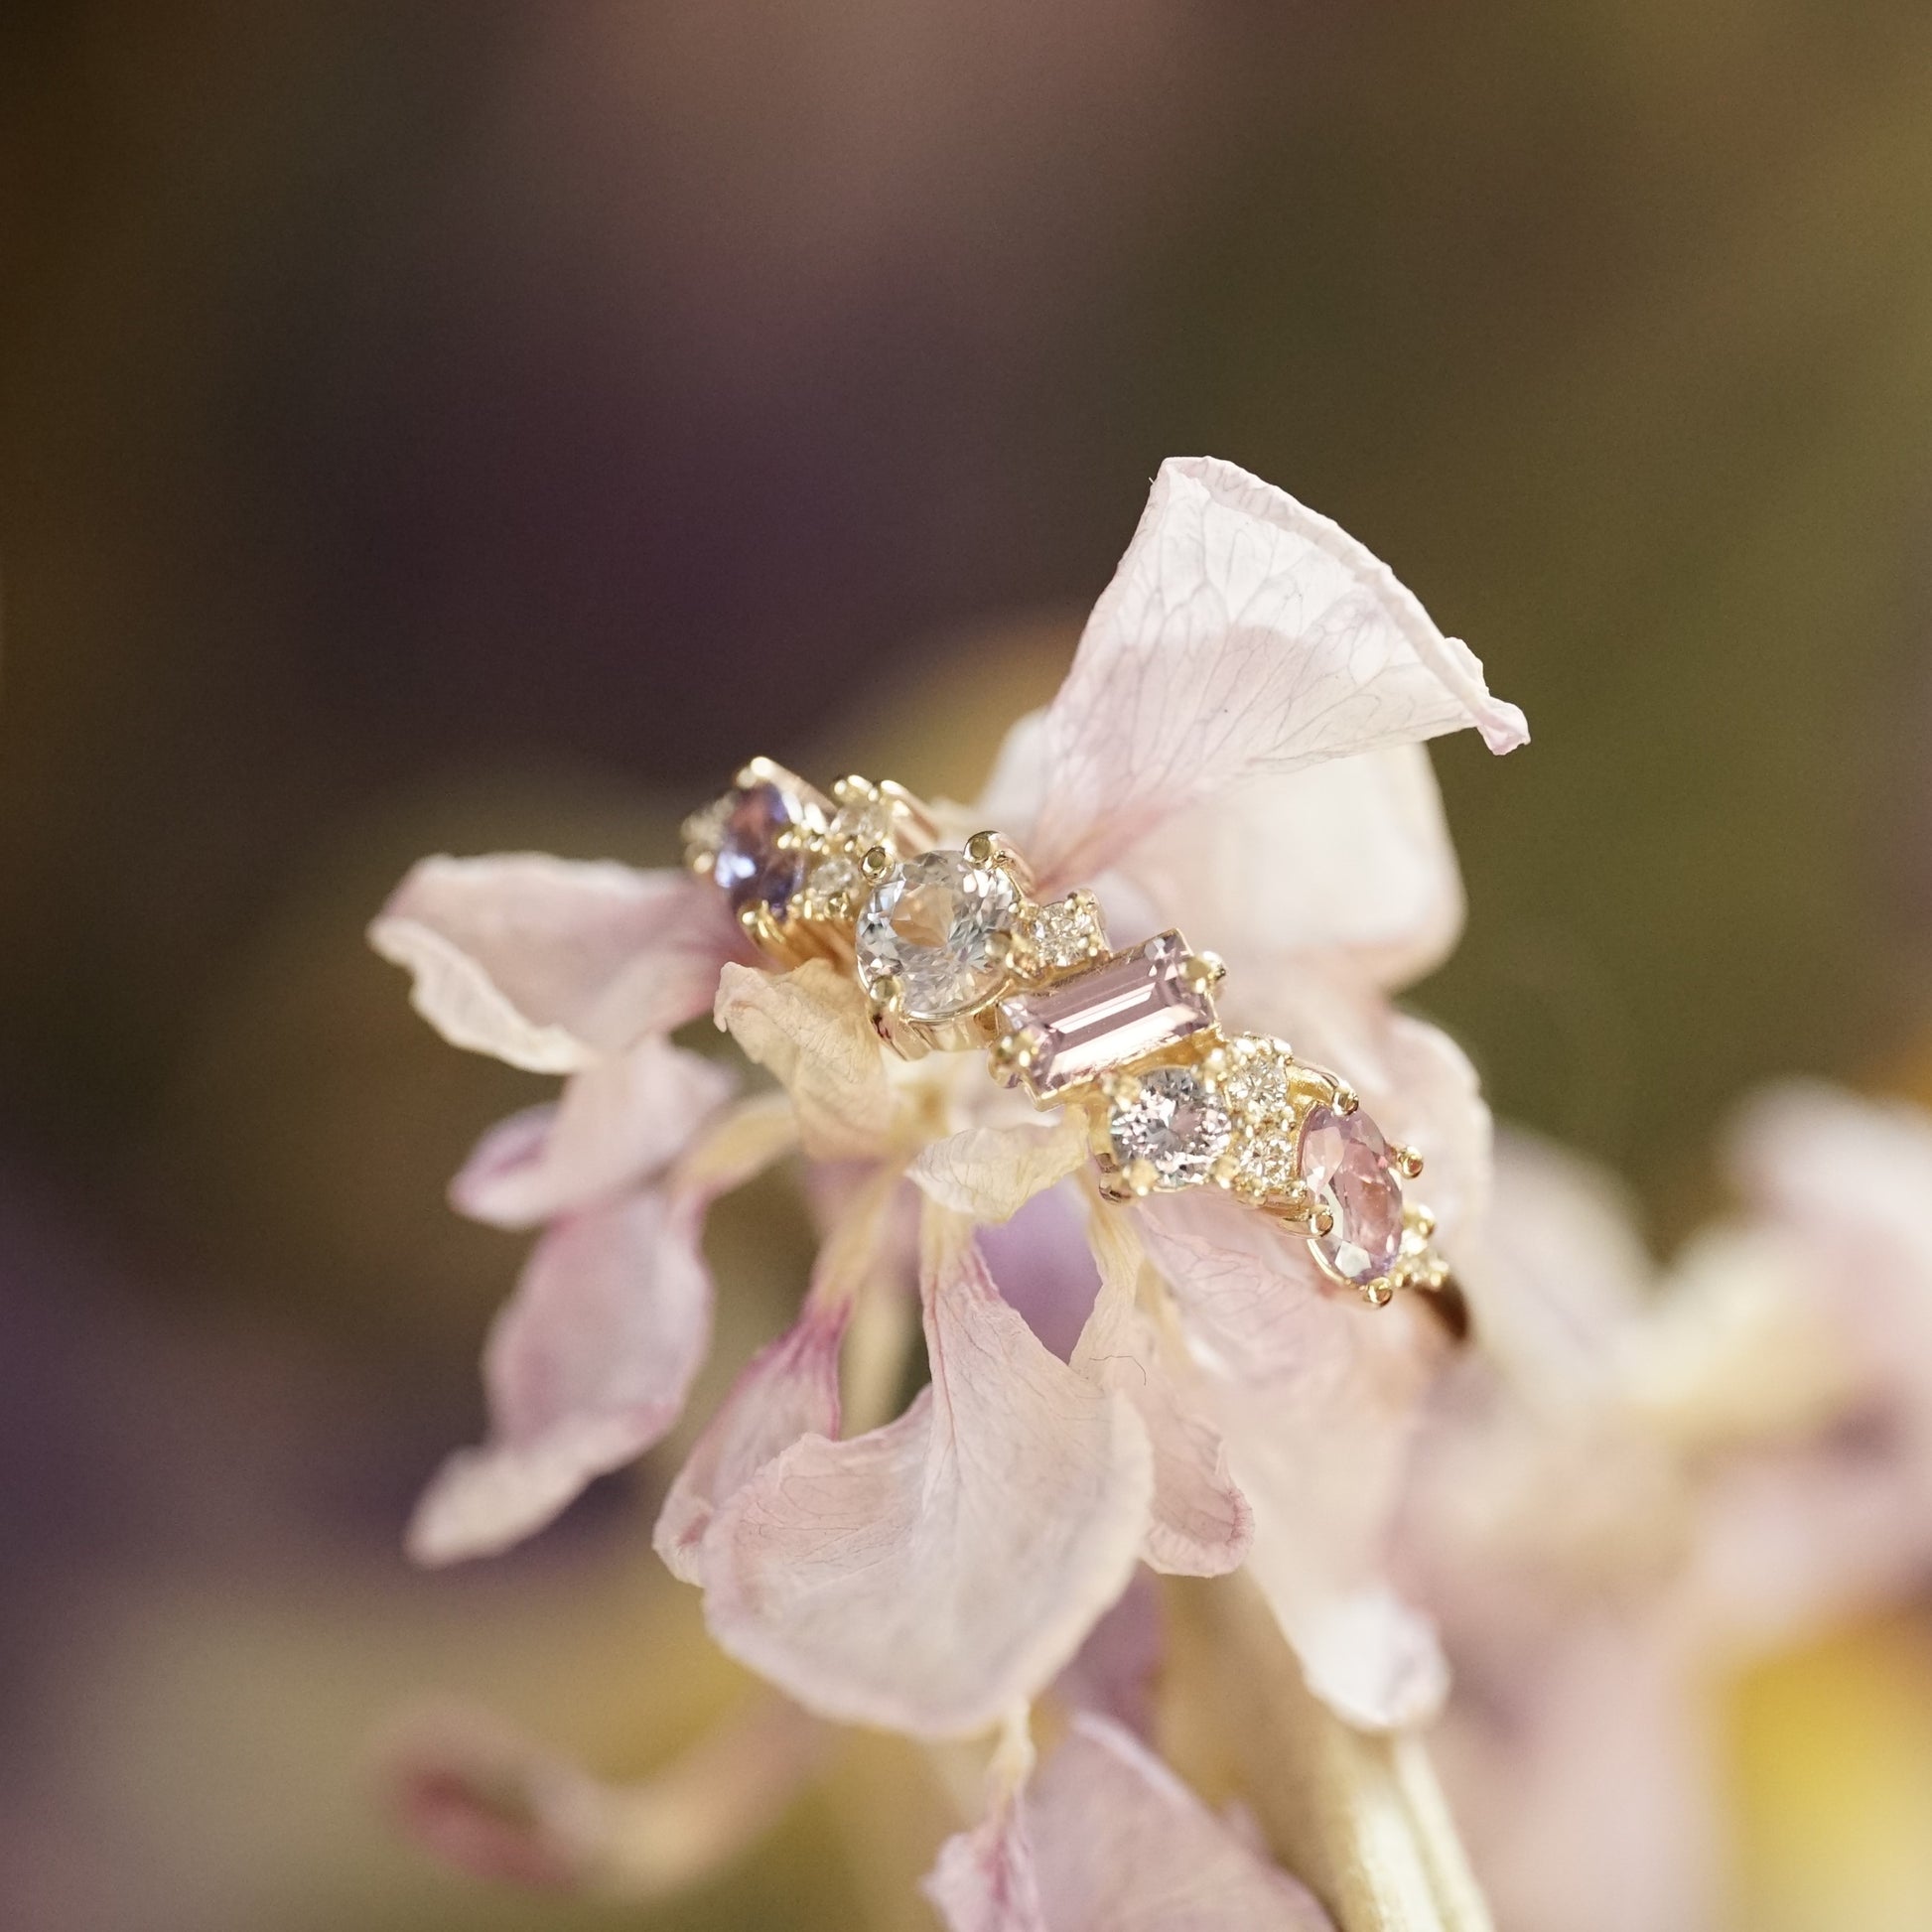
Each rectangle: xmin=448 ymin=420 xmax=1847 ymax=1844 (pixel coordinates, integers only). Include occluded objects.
xmin=1015 ymin=892 xmax=1109 ymax=974
xmin=1211 ymin=1035 xmax=1308 ymax=1205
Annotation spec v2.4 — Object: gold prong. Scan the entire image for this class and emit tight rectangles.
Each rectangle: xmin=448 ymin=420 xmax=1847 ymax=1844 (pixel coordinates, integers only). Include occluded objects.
xmin=1395 ymin=1144 xmax=1424 ymax=1178
xmin=1333 ymin=1083 xmax=1359 ymax=1116
xmin=735 ymin=756 xmax=779 ymax=788
xmin=982 ymin=928 xmax=1015 ymax=968
xmin=1406 ymin=1203 xmax=1437 ymax=1241
xmin=1311 ymin=1204 xmax=1335 ymax=1238
xmin=964 ymin=830 xmax=998 ymax=865
xmin=1125 ymin=1158 xmax=1159 ymax=1198
xmin=832 ymin=773 xmax=873 ymax=804
xmin=861 ymin=844 xmax=893 ymax=882
xmin=1361 ymin=1279 xmax=1395 ymax=1309
xmin=1200 ymin=1044 xmax=1230 ymax=1079
xmin=1210 ymin=1152 xmax=1241 ymax=1189
xmin=1181 ymin=950 xmax=1226 ymax=995
xmin=688 ymin=848 xmax=717 ymax=878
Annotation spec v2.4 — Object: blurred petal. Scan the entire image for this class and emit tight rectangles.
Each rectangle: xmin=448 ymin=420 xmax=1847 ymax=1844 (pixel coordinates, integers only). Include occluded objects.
xmin=1051 ymin=1569 xmax=1165 ymax=1739
xmin=910 ymin=1114 xmax=1092 ymax=1224
xmin=450 ymin=1037 xmax=735 ymax=1228
xmin=926 ymin=1716 xmax=1333 ymax=1932
xmin=407 ymin=1190 xmax=711 ymax=1565
xmin=1023 ymin=456 xmax=1526 ymax=888
xmin=1074 ymin=1207 xmax=1252 ymax=1577
xmin=1140 ymin=1191 xmax=1449 ymax=1729
xmin=408 ymin=1099 xmax=795 ymax=1564
xmin=654 ymin=1166 xmax=903 ymax=1583
xmin=384 ymin=1697 xmax=819 ymax=1898
xmin=701 ymin=1207 xmax=1153 ymax=1736
xmin=370 ymin=855 xmax=739 ymax=1071
xmin=1469 ymin=1129 xmax=1654 ymax=1402
xmin=1121 ymin=745 xmax=1463 ymax=993
xmin=715 ymin=959 xmax=895 ymax=1159
xmin=978 ymin=1178 xmax=1104 ymax=1361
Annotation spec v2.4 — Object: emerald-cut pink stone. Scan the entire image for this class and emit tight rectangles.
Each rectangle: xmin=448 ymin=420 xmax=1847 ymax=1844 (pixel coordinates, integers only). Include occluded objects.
xmin=1298 ymin=1103 xmax=1405 ymax=1285
xmin=998 ymin=932 xmax=1213 ymax=1099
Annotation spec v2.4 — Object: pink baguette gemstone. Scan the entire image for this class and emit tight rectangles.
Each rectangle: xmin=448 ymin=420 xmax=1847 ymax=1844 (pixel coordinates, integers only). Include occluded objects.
xmin=1000 ymin=932 xmax=1214 ymax=1098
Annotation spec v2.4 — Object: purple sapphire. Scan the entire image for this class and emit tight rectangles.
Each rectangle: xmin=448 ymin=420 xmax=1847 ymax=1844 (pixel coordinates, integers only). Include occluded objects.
xmin=712 ymin=781 xmax=807 ymax=913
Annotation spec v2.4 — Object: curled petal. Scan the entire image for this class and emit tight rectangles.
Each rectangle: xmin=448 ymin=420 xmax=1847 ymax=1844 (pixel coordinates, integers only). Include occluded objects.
xmin=1120 ymin=745 xmax=1463 ymax=994
xmin=654 ymin=1167 xmax=904 ymax=1583
xmin=715 ymin=959 xmax=895 ymax=1159
xmin=910 ymin=1114 xmax=1093 ymax=1225
xmin=409 ymin=1099 xmax=796 ymax=1565
xmin=451 ymin=1038 xmax=735 ymax=1228
xmin=925 ymin=1716 xmax=1333 ymax=1932
xmin=1075 ymin=1207 xmax=1252 ymax=1577
xmin=370 ymin=855 xmax=739 ymax=1071
xmin=701 ymin=1207 xmax=1153 ymax=1736
xmin=1024 ymin=456 xmax=1526 ymax=888
xmin=407 ymin=1190 xmax=711 ymax=1565
xmin=384 ymin=1697 xmax=819 ymax=1897
xmin=1140 ymin=1191 xmax=1449 ymax=1730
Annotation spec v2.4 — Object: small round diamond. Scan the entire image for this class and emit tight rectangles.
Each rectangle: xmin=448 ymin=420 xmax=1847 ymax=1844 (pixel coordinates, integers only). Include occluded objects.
xmin=1108 ymin=1067 xmax=1231 ymax=1188
xmin=1222 ymin=1042 xmax=1294 ymax=1115
xmin=1298 ymin=1103 xmax=1405 ymax=1285
xmin=855 ymin=850 xmax=1020 ymax=1021
xmin=806 ymin=854 xmax=861 ymax=904
xmin=711 ymin=781 xmax=807 ymax=912
xmin=830 ymin=798 xmax=895 ymax=849
xmin=1023 ymin=896 xmax=1107 ymax=971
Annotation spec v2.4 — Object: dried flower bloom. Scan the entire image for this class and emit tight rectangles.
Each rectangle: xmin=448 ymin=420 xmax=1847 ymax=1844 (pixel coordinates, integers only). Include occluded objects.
xmin=371 ymin=456 xmax=1526 ymax=1919
xmin=1404 ymin=1086 xmax=1932 ymax=1932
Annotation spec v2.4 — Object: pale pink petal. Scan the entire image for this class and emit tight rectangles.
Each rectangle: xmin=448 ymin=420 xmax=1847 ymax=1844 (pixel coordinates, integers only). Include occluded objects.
xmin=926 ymin=1717 xmax=1333 ymax=1932
xmin=1051 ymin=1569 xmax=1165 ymax=1739
xmin=977 ymin=1178 xmax=1103 ymax=1362
xmin=406 ymin=1190 xmax=711 ymax=1565
xmin=1224 ymin=972 xmax=1492 ymax=1247
xmin=370 ymin=855 xmax=740 ymax=1071
xmin=383 ymin=1697 xmax=820 ymax=1898
xmin=1023 ymin=456 xmax=1526 ymax=889
xmin=925 ymin=1781 xmax=1048 ymax=1932
xmin=714 ymin=959 xmax=895 ymax=1159
xmin=1470 ymin=1129 xmax=1654 ymax=1400
xmin=1140 ymin=1191 xmax=1449 ymax=1729
xmin=408 ymin=1099 xmax=796 ymax=1564
xmin=910 ymin=1114 xmax=1093 ymax=1225
xmin=1074 ymin=1207 xmax=1252 ymax=1577
xmin=1119 ymin=744 xmax=1463 ymax=994
xmin=700 ymin=1208 xmax=1153 ymax=1736
xmin=653 ymin=1168 xmax=904 ymax=1583
xmin=451 ymin=1037 xmax=735 ymax=1228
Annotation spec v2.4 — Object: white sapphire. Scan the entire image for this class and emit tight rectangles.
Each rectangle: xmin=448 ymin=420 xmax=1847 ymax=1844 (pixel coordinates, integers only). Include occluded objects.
xmin=855 ymin=850 xmax=1020 ymax=1021
xmin=1107 ymin=1066 xmax=1231 ymax=1187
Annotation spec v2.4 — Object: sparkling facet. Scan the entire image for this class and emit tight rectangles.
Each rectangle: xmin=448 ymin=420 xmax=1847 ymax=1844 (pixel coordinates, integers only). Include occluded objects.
xmin=1222 ymin=1049 xmax=1294 ymax=1117
xmin=1298 ymin=1103 xmax=1405 ymax=1285
xmin=807 ymin=854 xmax=861 ymax=903
xmin=855 ymin=850 xmax=1019 ymax=1021
xmin=1232 ymin=1128 xmax=1298 ymax=1196
xmin=1021 ymin=896 xmax=1109 ymax=971
xmin=998 ymin=932 xmax=1212 ymax=1099
xmin=1107 ymin=1067 xmax=1231 ymax=1187
xmin=711 ymin=781 xmax=807 ymax=912
xmin=830 ymin=798 xmax=894 ymax=850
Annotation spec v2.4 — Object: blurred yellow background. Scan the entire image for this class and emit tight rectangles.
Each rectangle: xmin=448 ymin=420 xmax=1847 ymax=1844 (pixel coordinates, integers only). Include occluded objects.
xmin=4 ymin=5 xmax=1932 ymax=1928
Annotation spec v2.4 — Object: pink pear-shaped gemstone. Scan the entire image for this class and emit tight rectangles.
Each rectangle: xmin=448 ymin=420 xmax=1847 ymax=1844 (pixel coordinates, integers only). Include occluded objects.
xmin=1297 ymin=1103 xmax=1405 ymax=1286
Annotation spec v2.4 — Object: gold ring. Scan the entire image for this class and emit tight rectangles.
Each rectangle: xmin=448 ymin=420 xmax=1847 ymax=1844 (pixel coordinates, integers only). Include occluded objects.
xmin=683 ymin=757 xmax=1454 ymax=1314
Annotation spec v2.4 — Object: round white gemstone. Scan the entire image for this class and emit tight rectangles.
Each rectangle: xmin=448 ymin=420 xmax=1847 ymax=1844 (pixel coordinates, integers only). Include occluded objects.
xmin=855 ymin=850 xmax=1019 ymax=1021
xmin=1108 ymin=1066 xmax=1231 ymax=1187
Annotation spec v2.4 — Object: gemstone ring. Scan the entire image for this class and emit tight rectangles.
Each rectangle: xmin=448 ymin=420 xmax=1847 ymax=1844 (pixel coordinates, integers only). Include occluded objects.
xmin=683 ymin=759 xmax=1456 ymax=1315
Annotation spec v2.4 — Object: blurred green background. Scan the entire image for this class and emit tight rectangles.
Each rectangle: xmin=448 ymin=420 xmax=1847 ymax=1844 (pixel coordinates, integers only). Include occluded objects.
xmin=4 ymin=5 xmax=1932 ymax=1928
